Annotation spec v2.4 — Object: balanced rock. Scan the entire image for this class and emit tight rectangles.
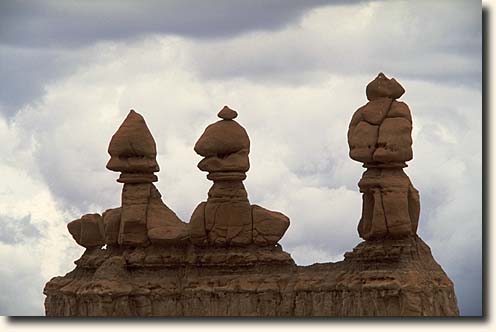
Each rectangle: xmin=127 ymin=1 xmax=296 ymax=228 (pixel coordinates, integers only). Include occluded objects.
xmin=67 ymin=213 xmax=105 ymax=248
xmin=217 ymin=105 xmax=238 ymax=120
xmin=194 ymin=112 xmax=250 ymax=160
xmin=190 ymin=106 xmax=289 ymax=246
xmin=349 ymin=79 xmax=413 ymax=166
xmin=348 ymin=73 xmax=419 ymax=240
xmin=66 ymin=110 xmax=189 ymax=249
xmin=366 ymin=72 xmax=405 ymax=101
xmin=107 ymin=110 xmax=159 ymax=183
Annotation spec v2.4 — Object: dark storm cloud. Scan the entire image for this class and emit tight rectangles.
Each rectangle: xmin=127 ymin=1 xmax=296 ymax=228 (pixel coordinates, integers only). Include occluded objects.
xmin=0 ymin=0 xmax=352 ymax=47
xmin=0 ymin=0 xmax=482 ymax=316
xmin=189 ymin=0 xmax=481 ymax=88
xmin=0 ymin=0 xmax=357 ymax=117
xmin=0 ymin=45 xmax=85 ymax=117
xmin=0 ymin=214 xmax=41 ymax=244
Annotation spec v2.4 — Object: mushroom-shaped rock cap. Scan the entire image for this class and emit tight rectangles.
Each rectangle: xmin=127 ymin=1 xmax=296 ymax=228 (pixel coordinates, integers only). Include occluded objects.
xmin=366 ymin=73 xmax=405 ymax=101
xmin=194 ymin=106 xmax=250 ymax=157
xmin=106 ymin=110 xmax=159 ymax=173
xmin=218 ymin=105 xmax=238 ymax=120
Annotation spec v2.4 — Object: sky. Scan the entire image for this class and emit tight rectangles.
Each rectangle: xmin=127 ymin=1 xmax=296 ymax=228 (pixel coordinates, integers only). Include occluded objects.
xmin=0 ymin=0 xmax=482 ymax=316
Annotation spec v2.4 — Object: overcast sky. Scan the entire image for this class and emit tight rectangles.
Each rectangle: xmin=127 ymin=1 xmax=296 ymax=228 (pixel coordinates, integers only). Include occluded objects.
xmin=0 ymin=0 xmax=481 ymax=316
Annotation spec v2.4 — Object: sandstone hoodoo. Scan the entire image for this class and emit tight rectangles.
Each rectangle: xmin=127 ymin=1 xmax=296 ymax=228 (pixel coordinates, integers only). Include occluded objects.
xmin=190 ymin=106 xmax=290 ymax=246
xmin=67 ymin=109 xmax=189 ymax=248
xmin=44 ymin=80 xmax=459 ymax=317
xmin=348 ymin=73 xmax=419 ymax=240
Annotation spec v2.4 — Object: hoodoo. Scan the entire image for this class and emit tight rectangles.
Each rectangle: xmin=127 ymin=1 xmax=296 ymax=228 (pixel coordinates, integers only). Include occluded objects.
xmin=190 ymin=106 xmax=290 ymax=246
xmin=44 ymin=80 xmax=458 ymax=316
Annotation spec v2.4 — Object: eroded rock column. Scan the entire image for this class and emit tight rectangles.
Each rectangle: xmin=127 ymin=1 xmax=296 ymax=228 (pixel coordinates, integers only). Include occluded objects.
xmin=67 ymin=110 xmax=189 ymax=248
xmin=190 ymin=106 xmax=290 ymax=247
xmin=348 ymin=73 xmax=420 ymax=240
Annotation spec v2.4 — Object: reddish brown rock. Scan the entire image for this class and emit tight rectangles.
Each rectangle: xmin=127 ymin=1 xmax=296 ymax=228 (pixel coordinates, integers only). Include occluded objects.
xmin=68 ymin=214 xmax=105 ymax=248
xmin=217 ymin=105 xmax=238 ymax=120
xmin=366 ymin=72 xmax=405 ymax=101
xmin=373 ymin=117 xmax=413 ymax=163
xmin=388 ymin=101 xmax=412 ymax=122
xmin=361 ymin=97 xmax=393 ymax=125
xmin=190 ymin=106 xmax=290 ymax=247
xmin=146 ymin=186 xmax=189 ymax=245
xmin=118 ymin=183 xmax=151 ymax=246
xmin=356 ymin=149 xmax=417 ymax=240
xmin=44 ymin=236 xmax=458 ymax=317
xmin=194 ymin=122 xmax=250 ymax=159
xmin=189 ymin=202 xmax=207 ymax=246
xmin=107 ymin=110 xmax=159 ymax=183
xmin=102 ymin=208 xmax=121 ymax=245
xmin=408 ymin=184 xmax=420 ymax=234
xmin=252 ymin=205 xmax=290 ymax=245
xmin=348 ymin=121 xmax=379 ymax=163
xmin=349 ymin=73 xmax=418 ymax=240
xmin=358 ymin=189 xmax=388 ymax=240
xmin=204 ymin=181 xmax=252 ymax=246
xmin=198 ymin=148 xmax=250 ymax=173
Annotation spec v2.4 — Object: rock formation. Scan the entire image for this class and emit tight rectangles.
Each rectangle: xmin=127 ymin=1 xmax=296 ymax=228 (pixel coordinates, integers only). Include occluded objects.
xmin=348 ymin=73 xmax=419 ymax=240
xmin=190 ymin=106 xmax=289 ymax=246
xmin=44 ymin=80 xmax=459 ymax=317
xmin=67 ymin=110 xmax=189 ymax=249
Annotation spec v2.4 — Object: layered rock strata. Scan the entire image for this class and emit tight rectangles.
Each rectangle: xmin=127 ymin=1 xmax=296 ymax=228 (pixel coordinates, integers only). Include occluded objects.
xmin=45 ymin=82 xmax=459 ymax=317
xmin=44 ymin=236 xmax=458 ymax=316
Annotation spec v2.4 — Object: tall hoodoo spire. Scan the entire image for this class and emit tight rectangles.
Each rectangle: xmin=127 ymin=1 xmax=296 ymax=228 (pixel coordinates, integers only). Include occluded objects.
xmin=348 ymin=73 xmax=420 ymax=240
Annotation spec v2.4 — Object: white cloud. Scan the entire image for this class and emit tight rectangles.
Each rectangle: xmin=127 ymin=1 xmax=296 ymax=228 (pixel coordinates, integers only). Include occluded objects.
xmin=0 ymin=0 xmax=481 ymax=316
xmin=187 ymin=1 xmax=481 ymax=86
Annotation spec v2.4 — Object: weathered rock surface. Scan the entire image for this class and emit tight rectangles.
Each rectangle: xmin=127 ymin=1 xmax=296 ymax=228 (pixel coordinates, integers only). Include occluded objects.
xmin=366 ymin=72 xmax=405 ymax=101
xmin=190 ymin=106 xmax=289 ymax=247
xmin=44 ymin=236 xmax=458 ymax=316
xmin=348 ymin=73 xmax=418 ymax=240
xmin=107 ymin=110 xmax=159 ymax=183
xmin=68 ymin=214 xmax=105 ymax=248
xmin=349 ymin=73 xmax=413 ymax=165
xmin=357 ymin=168 xmax=420 ymax=240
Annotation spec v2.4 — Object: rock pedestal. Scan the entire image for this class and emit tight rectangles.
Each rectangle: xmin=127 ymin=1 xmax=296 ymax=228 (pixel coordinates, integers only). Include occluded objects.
xmin=67 ymin=110 xmax=189 ymax=249
xmin=190 ymin=106 xmax=290 ymax=247
xmin=348 ymin=73 xmax=420 ymax=240
xmin=44 ymin=86 xmax=459 ymax=317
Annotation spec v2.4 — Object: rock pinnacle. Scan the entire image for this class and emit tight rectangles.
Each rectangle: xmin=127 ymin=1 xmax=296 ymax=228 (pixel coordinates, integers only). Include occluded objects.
xmin=217 ymin=106 xmax=238 ymax=120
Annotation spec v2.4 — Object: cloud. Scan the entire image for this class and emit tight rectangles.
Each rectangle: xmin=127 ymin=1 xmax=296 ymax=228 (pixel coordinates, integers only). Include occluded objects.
xmin=0 ymin=0 xmax=482 ymax=316
xmin=0 ymin=1 xmax=481 ymax=119
xmin=0 ymin=153 xmax=84 ymax=315
xmin=0 ymin=214 xmax=41 ymax=244
xmin=0 ymin=0 xmax=335 ymax=117
xmin=187 ymin=1 xmax=481 ymax=87
xmin=0 ymin=243 xmax=46 ymax=315
xmin=0 ymin=0 xmax=337 ymax=47
xmin=0 ymin=45 xmax=89 ymax=117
